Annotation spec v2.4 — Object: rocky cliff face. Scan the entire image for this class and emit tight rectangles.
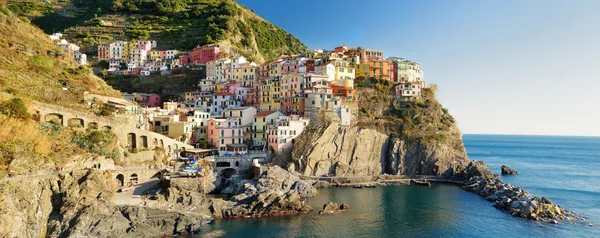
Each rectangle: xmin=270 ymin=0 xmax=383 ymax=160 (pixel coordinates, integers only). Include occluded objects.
xmin=283 ymin=85 xmax=477 ymax=180
xmin=287 ymin=121 xmax=472 ymax=178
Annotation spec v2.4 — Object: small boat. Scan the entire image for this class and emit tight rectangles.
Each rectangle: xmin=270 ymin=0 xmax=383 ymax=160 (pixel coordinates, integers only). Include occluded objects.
xmin=365 ymin=184 xmax=377 ymax=188
xmin=386 ymin=182 xmax=397 ymax=187
xmin=352 ymin=185 xmax=364 ymax=189
xmin=378 ymin=182 xmax=387 ymax=186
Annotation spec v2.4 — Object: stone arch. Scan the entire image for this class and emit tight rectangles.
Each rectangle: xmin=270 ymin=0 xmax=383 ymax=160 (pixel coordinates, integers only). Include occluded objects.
xmin=67 ymin=118 xmax=85 ymax=128
xmin=127 ymin=133 xmax=137 ymax=152
xmin=102 ymin=125 xmax=112 ymax=131
xmin=160 ymin=139 xmax=164 ymax=148
xmin=45 ymin=113 xmax=63 ymax=125
xmin=167 ymin=145 xmax=172 ymax=154
xmin=140 ymin=135 xmax=148 ymax=148
xmin=88 ymin=122 xmax=99 ymax=130
xmin=218 ymin=168 xmax=237 ymax=179
xmin=129 ymin=173 xmax=138 ymax=185
xmin=153 ymin=138 xmax=158 ymax=148
xmin=116 ymin=174 xmax=125 ymax=187
xmin=235 ymin=161 xmax=240 ymax=167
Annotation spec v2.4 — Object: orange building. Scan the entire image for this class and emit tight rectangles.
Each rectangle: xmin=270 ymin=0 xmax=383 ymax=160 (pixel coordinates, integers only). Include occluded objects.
xmin=368 ymin=60 xmax=391 ymax=80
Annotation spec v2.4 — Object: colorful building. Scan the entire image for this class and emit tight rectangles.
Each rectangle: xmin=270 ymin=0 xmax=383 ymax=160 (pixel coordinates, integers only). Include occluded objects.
xmin=395 ymin=81 xmax=423 ymax=101
xmin=207 ymin=118 xmax=246 ymax=155
xmin=267 ymin=115 xmax=310 ymax=153
xmin=189 ymin=44 xmax=229 ymax=65
xmin=252 ymin=110 xmax=284 ymax=146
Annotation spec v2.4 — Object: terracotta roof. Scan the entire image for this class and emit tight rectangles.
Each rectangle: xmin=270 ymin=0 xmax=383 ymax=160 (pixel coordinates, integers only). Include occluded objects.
xmin=255 ymin=110 xmax=279 ymax=117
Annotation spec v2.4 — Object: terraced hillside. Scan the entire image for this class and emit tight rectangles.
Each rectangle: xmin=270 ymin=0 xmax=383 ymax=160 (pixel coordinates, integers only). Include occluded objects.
xmin=7 ymin=0 xmax=307 ymax=62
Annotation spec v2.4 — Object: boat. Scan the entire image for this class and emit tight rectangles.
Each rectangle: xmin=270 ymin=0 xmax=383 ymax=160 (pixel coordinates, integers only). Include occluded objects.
xmin=365 ymin=184 xmax=377 ymax=188
xmin=386 ymin=182 xmax=397 ymax=187
xmin=352 ymin=185 xmax=364 ymax=189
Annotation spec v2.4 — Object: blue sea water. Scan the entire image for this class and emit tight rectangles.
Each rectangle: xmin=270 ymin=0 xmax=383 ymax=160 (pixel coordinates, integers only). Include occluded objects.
xmin=199 ymin=135 xmax=600 ymax=237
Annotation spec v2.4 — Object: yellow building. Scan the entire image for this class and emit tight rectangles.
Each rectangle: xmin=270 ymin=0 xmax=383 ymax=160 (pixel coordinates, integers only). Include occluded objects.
xmin=260 ymin=77 xmax=281 ymax=111
xmin=234 ymin=64 xmax=258 ymax=87
xmin=356 ymin=63 xmax=370 ymax=78
xmin=149 ymin=50 xmax=161 ymax=60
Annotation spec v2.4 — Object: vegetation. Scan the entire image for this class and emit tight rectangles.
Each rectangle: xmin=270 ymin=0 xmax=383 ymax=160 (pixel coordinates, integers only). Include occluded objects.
xmin=0 ymin=97 xmax=30 ymax=120
xmin=0 ymin=6 xmax=121 ymax=110
xmin=72 ymin=129 xmax=119 ymax=160
xmin=7 ymin=0 xmax=307 ymax=62
xmin=352 ymin=80 xmax=461 ymax=148
xmin=0 ymin=6 xmax=124 ymax=176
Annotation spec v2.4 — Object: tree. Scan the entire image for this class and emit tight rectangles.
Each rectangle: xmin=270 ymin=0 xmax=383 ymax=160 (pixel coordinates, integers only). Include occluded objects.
xmin=197 ymin=138 xmax=210 ymax=149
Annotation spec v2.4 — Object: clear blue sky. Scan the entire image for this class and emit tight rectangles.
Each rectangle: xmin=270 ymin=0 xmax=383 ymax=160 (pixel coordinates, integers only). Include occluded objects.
xmin=238 ymin=0 xmax=600 ymax=136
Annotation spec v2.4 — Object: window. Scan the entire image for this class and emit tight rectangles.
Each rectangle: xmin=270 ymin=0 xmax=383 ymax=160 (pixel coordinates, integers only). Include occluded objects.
xmin=221 ymin=139 xmax=224 ymax=144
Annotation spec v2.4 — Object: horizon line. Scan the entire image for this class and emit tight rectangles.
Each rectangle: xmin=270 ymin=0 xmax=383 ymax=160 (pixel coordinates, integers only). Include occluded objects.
xmin=463 ymin=133 xmax=600 ymax=138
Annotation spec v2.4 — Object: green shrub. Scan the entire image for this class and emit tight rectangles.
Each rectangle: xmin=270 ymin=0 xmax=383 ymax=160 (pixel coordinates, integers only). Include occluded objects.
xmin=72 ymin=129 xmax=116 ymax=156
xmin=0 ymin=98 xmax=30 ymax=120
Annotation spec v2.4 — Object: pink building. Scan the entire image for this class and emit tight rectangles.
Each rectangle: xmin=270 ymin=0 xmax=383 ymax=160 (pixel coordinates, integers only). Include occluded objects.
xmin=134 ymin=93 xmax=161 ymax=107
xmin=180 ymin=55 xmax=190 ymax=65
xmin=137 ymin=41 xmax=152 ymax=51
xmin=267 ymin=115 xmax=310 ymax=153
xmin=395 ymin=81 xmax=422 ymax=101
xmin=189 ymin=44 xmax=230 ymax=65
xmin=207 ymin=118 xmax=246 ymax=155
xmin=280 ymin=59 xmax=298 ymax=75
xmin=222 ymin=81 xmax=240 ymax=95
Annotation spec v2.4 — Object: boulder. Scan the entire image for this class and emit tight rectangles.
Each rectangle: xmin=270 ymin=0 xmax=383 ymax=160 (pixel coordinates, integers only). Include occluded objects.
xmin=501 ymin=165 xmax=518 ymax=175
xmin=319 ymin=202 xmax=340 ymax=214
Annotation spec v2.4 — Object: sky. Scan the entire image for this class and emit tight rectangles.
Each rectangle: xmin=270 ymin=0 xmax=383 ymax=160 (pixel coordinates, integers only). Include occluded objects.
xmin=237 ymin=0 xmax=600 ymax=136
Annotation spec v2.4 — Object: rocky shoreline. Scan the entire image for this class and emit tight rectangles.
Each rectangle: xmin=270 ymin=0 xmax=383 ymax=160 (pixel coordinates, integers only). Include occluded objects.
xmin=462 ymin=176 xmax=583 ymax=224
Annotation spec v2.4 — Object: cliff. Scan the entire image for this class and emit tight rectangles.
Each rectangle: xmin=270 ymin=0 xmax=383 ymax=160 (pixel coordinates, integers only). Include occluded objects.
xmin=283 ymin=80 xmax=477 ymax=179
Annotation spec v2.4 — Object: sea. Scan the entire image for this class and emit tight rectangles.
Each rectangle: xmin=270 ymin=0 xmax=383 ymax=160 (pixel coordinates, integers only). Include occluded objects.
xmin=198 ymin=135 xmax=600 ymax=237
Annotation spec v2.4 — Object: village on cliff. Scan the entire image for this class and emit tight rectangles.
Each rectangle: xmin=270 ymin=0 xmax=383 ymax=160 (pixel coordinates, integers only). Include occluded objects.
xmin=50 ymin=33 xmax=426 ymax=172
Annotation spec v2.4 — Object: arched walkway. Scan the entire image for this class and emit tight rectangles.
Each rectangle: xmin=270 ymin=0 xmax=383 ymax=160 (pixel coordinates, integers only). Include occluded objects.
xmin=67 ymin=118 xmax=84 ymax=128
xmin=45 ymin=113 xmax=63 ymax=125
xmin=127 ymin=133 xmax=137 ymax=152
xmin=160 ymin=139 xmax=164 ymax=148
xmin=140 ymin=135 xmax=148 ymax=148
xmin=88 ymin=122 xmax=98 ymax=129
xmin=102 ymin=125 xmax=112 ymax=131
xmin=129 ymin=173 xmax=138 ymax=185
xmin=153 ymin=138 xmax=158 ymax=148
xmin=116 ymin=174 xmax=125 ymax=187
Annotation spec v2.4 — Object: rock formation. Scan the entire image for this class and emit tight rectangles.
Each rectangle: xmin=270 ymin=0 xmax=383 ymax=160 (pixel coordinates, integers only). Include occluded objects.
xmin=501 ymin=165 xmax=519 ymax=175
xmin=463 ymin=176 xmax=582 ymax=224
xmin=287 ymin=121 xmax=472 ymax=179
xmin=212 ymin=166 xmax=316 ymax=218
xmin=319 ymin=202 xmax=350 ymax=214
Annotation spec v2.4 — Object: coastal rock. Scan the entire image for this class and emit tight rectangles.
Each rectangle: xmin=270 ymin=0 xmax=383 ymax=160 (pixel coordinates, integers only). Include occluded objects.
xmin=319 ymin=202 xmax=350 ymax=214
xmin=501 ymin=165 xmax=518 ymax=175
xmin=462 ymin=176 xmax=582 ymax=224
xmin=287 ymin=122 xmax=472 ymax=178
xmin=452 ymin=161 xmax=494 ymax=181
xmin=215 ymin=166 xmax=316 ymax=218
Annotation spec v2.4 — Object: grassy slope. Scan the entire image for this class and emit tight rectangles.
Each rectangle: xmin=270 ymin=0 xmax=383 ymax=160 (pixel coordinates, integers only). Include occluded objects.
xmin=0 ymin=6 xmax=123 ymax=177
xmin=7 ymin=0 xmax=307 ymax=63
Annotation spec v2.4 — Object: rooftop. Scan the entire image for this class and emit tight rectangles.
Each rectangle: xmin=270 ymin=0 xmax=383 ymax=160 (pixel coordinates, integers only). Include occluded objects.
xmin=255 ymin=110 xmax=279 ymax=117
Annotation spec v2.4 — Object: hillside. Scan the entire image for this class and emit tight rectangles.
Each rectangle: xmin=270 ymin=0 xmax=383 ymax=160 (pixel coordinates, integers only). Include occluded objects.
xmin=7 ymin=0 xmax=307 ymax=62
xmin=0 ymin=6 xmax=125 ymax=178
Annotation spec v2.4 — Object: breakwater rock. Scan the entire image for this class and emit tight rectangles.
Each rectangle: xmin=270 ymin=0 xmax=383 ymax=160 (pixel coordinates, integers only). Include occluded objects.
xmin=501 ymin=165 xmax=519 ymax=175
xmin=319 ymin=202 xmax=350 ymax=214
xmin=463 ymin=176 xmax=582 ymax=224
xmin=212 ymin=166 xmax=316 ymax=218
